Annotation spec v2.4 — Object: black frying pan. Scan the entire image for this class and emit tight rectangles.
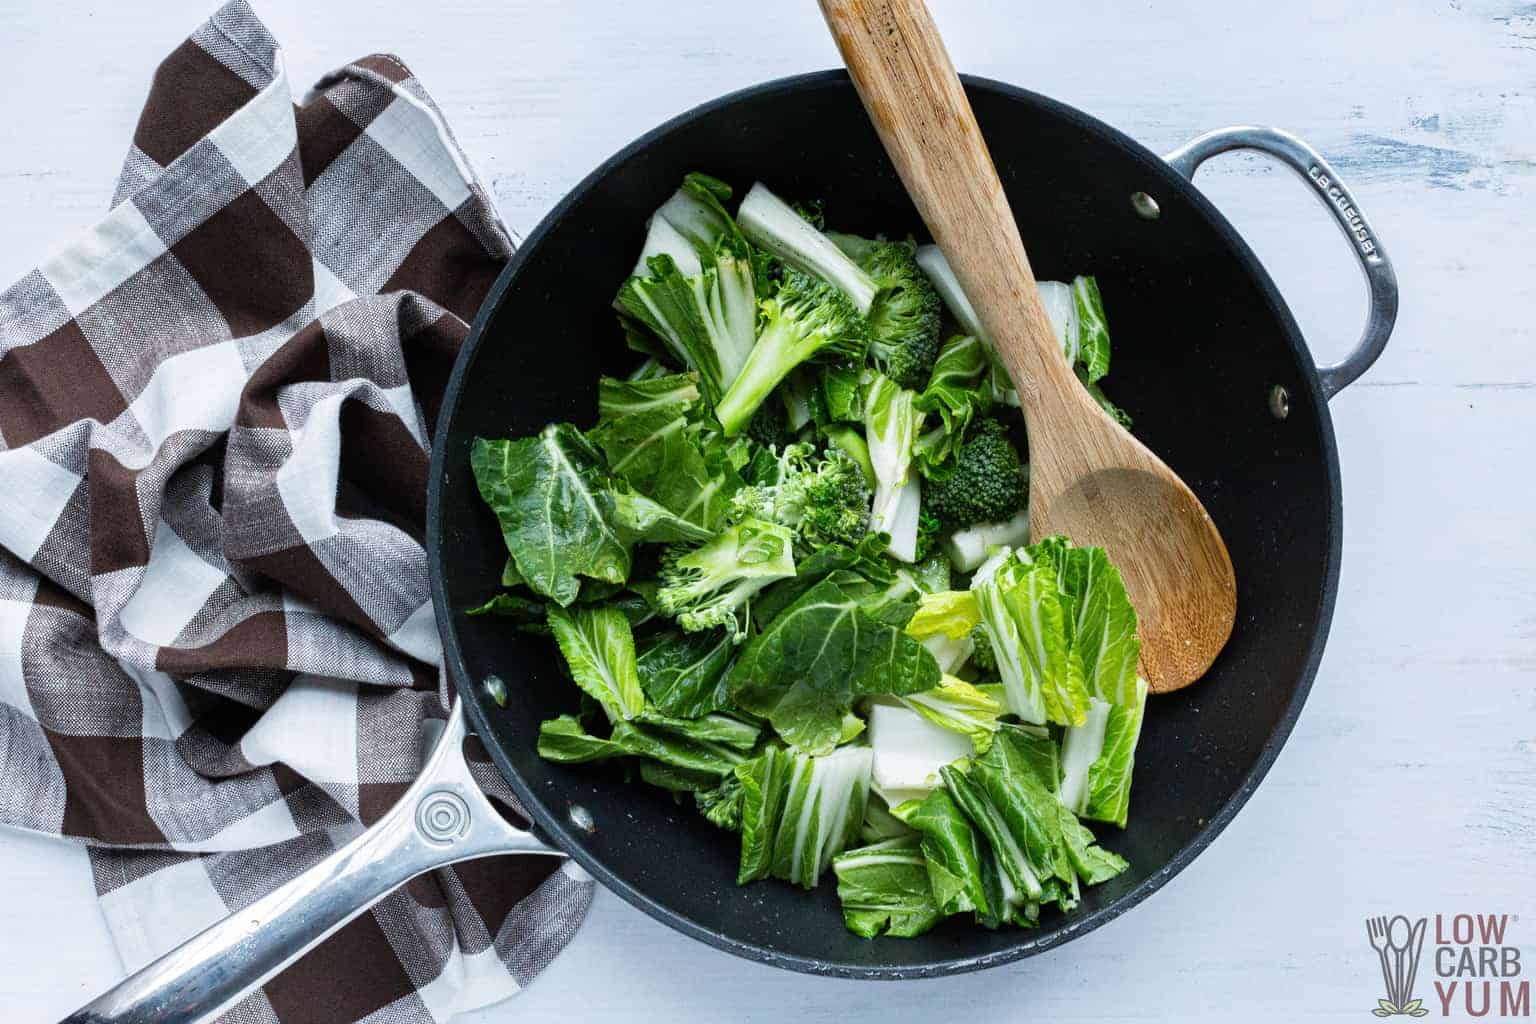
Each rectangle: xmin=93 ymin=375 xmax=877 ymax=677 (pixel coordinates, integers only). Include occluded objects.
xmin=68 ymin=72 xmax=1396 ymax=1022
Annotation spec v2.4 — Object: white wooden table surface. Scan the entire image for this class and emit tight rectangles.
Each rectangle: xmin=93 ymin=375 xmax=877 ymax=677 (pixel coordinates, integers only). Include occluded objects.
xmin=1 ymin=1 xmax=1532 ymax=1021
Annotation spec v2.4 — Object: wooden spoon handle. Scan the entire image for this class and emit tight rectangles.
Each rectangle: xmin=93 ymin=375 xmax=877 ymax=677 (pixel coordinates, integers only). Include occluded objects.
xmin=818 ymin=0 xmax=1078 ymax=408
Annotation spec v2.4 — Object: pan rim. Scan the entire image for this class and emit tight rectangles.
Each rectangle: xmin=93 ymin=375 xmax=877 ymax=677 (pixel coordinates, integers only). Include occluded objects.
xmin=426 ymin=68 xmax=1343 ymax=980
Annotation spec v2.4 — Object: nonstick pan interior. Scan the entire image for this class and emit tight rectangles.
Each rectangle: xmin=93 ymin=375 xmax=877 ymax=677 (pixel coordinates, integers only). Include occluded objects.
xmin=427 ymin=71 xmax=1341 ymax=977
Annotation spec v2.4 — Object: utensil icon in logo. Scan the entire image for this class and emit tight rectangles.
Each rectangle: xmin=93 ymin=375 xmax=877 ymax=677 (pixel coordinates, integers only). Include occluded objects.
xmin=1366 ymin=914 xmax=1429 ymax=1016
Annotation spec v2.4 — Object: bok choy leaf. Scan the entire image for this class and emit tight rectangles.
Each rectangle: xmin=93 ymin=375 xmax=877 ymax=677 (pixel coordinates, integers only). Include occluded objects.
xmin=833 ymin=836 xmax=943 ymax=939
xmin=736 ymin=745 xmax=873 ymax=888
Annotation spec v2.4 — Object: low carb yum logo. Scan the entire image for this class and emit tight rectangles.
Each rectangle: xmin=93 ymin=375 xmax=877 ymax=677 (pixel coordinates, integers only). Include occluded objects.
xmin=1366 ymin=913 xmax=1528 ymax=1018
xmin=1432 ymin=914 xmax=1526 ymax=1018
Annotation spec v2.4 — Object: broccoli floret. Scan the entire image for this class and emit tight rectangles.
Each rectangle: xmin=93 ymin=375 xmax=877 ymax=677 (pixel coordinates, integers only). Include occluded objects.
xmin=746 ymin=398 xmax=792 ymax=450
xmin=797 ymin=449 xmax=873 ymax=550
xmin=856 ymin=241 xmax=942 ymax=390
xmin=969 ymin=623 xmax=997 ymax=672
xmin=725 ymin=444 xmax=799 ymax=523
xmin=696 ymin=774 xmax=743 ymax=831
xmin=792 ymin=197 xmax=826 ymax=230
xmin=914 ymin=509 xmax=943 ymax=563
xmin=728 ymin=443 xmax=871 ymax=551
xmin=714 ymin=268 xmax=870 ymax=437
xmin=656 ymin=518 xmax=797 ymax=640
xmin=923 ymin=418 xmax=1027 ymax=530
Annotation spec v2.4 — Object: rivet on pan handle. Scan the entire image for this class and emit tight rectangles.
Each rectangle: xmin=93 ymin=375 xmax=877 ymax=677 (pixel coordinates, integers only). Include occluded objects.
xmin=61 ymin=703 xmax=564 ymax=1024
xmin=1164 ymin=126 xmax=1400 ymax=400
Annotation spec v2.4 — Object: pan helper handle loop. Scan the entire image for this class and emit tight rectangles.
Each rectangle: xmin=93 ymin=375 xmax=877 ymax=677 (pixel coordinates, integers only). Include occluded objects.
xmin=1164 ymin=125 xmax=1399 ymax=400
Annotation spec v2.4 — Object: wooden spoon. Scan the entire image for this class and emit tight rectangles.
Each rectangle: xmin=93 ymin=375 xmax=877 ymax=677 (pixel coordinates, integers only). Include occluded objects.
xmin=819 ymin=0 xmax=1236 ymax=691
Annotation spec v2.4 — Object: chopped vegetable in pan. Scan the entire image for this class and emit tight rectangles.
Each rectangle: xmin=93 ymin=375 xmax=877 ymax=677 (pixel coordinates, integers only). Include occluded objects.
xmin=470 ymin=174 xmax=1145 ymax=938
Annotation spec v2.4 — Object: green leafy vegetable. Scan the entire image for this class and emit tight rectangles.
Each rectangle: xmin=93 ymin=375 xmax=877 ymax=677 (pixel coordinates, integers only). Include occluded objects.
xmin=635 ymin=629 xmax=734 ymax=718
xmin=597 ymin=372 xmax=701 ymax=423
xmin=547 ymin=605 xmax=645 ymax=720
xmin=1053 ymin=544 xmax=1141 ymax=706
xmin=727 ymin=577 xmax=940 ymax=753
xmin=864 ymin=373 xmax=923 ymax=561
xmin=1072 ymin=276 xmax=1112 ymax=384
xmin=615 ymin=178 xmax=757 ymax=403
xmin=859 ymin=793 xmax=915 ymax=843
xmin=625 ymin=355 xmax=668 ymax=380
xmin=1058 ymin=804 xmax=1128 ymax=884
xmin=836 ymin=710 xmax=868 ymax=746
xmin=471 ymin=174 xmax=1148 ymax=943
xmin=737 ymin=182 xmax=877 ymax=312
xmin=651 ymin=428 xmax=747 ymax=532
xmin=779 ymin=367 xmax=816 ymax=432
xmin=751 ymin=532 xmax=894 ymax=624
xmin=640 ymin=710 xmax=760 ymax=750
xmin=1079 ymin=367 xmax=1133 ymax=429
xmin=588 ymin=376 xmax=744 ymax=533
xmin=907 ymin=553 xmax=954 ymax=594
xmin=1085 ymin=682 xmax=1147 ymax=828
xmin=1061 ymin=678 xmax=1149 ymax=828
xmin=736 ymin=745 xmax=873 ymax=888
xmin=611 ymin=487 xmax=714 ymax=544
xmin=898 ymin=676 xmax=1005 ymax=752
xmin=901 ymin=786 xmax=991 ymax=917
xmin=834 ymin=836 xmax=943 ymax=938
xmin=536 ymin=713 xmax=751 ymax=778
xmin=536 ymin=714 xmax=628 ymax=762
xmin=913 ymin=334 xmax=993 ymax=472
xmin=941 ymin=763 xmax=1043 ymax=905
xmin=819 ymin=364 xmax=865 ymax=423
xmin=649 ymin=173 xmax=747 ymax=257
xmin=970 ymin=730 xmax=1076 ymax=905
xmin=899 ymin=577 xmax=976 ymax=672
xmin=974 ymin=555 xmax=1063 ymax=725
xmin=639 ymin=761 xmax=722 ymax=793
xmin=472 ymin=427 xmax=630 ymax=606
xmin=904 ymin=590 xmax=981 ymax=640
xmin=972 ymin=545 xmax=1095 ymax=727
xmin=465 ymin=592 xmax=548 ymax=632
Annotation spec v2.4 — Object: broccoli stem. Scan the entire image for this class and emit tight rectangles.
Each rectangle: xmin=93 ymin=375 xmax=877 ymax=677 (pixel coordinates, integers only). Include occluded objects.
xmin=716 ymin=317 xmax=824 ymax=436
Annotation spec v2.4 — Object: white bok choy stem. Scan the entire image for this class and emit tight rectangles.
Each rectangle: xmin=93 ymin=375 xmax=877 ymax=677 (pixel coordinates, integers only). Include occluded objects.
xmin=863 ymin=373 xmax=923 ymax=561
xmin=739 ymin=182 xmax=877 ymax=313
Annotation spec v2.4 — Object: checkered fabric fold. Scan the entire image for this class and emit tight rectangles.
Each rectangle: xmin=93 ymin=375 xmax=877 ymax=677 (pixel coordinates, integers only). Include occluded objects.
xmin=0 ymin=3 xmax=592 ymax=1020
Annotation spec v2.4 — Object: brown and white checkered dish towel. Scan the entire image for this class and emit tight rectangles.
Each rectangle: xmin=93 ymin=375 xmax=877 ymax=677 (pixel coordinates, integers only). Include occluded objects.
xmin=0 ymin=2 xmax=593 ymax=1020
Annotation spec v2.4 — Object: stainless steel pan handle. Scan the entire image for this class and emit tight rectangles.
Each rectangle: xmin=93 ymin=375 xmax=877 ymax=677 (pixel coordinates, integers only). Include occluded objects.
xmin=62 ymin=703 xmax=564 ymax=1024
xmin=1164 ymin=125 xmax=1399 ymax=399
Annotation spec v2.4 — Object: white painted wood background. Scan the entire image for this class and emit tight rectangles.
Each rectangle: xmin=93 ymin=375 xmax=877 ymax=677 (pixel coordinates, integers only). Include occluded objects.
xmin=0 ymin=1 xmax=1531 ymax=1021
